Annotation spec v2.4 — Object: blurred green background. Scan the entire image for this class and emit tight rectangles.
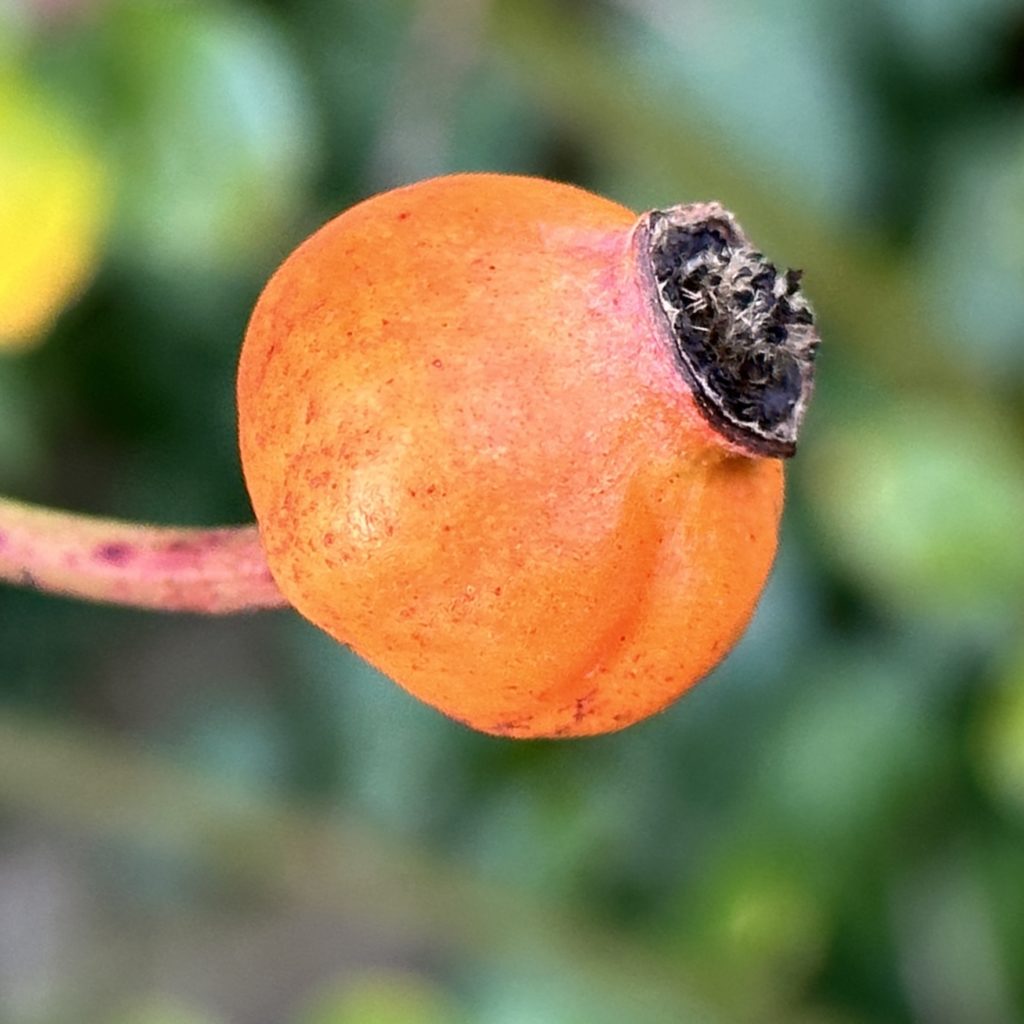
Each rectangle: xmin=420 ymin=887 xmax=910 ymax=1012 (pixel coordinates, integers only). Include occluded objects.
xmin=2 ymin=0 xmax=1024 ymax=1021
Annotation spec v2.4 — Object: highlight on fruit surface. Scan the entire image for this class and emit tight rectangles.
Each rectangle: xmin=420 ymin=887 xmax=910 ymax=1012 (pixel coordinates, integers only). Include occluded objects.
xmin=237 ymin=173 xmax=820 ymax=738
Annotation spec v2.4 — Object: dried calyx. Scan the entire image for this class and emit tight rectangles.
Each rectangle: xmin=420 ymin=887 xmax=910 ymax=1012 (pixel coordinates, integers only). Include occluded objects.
xmin=641 ymin=202 xmax=819 ymax=458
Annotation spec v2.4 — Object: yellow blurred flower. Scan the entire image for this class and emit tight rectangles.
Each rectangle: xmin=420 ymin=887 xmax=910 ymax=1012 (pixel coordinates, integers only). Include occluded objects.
xmin=0 ymin=70 xmax=110 ymax=349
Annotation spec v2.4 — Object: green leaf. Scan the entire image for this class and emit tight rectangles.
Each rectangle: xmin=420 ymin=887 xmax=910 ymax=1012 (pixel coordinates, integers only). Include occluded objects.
xmin=971 ymin=643 xmax=1024 ymax=819
xmin=297 ymin=973 xmax=463 ymax=1024
xmin=104 ymin=0 xmax=318 ymax=278
xmin=917 ymin=115 xmax=1024 ymax=373
xmin=803 ymin=399 xmax=1024 ymax=624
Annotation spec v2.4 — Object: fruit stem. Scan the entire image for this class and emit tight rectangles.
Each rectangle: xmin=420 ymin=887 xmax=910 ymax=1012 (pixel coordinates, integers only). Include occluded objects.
xmin=0 ymin=495 xmax=287 ymax=613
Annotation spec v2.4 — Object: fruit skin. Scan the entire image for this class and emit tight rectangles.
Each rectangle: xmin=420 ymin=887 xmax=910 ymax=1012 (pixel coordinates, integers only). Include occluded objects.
xmin=238 ymin=173 xmax=783 ymax=738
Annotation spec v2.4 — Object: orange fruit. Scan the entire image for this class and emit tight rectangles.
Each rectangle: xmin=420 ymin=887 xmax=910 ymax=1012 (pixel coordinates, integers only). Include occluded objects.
xmin=237 ymin=173 xmax=818 ymax=737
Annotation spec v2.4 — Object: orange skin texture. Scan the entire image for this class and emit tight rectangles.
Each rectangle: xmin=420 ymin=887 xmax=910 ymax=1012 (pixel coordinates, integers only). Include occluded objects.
xmin=238 ymin=174 xmax=783 ymax=738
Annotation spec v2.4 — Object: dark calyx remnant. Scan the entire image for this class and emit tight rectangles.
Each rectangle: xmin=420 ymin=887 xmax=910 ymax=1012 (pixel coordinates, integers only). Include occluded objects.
xmin=642 ymin=203 xmax=820 ymax=458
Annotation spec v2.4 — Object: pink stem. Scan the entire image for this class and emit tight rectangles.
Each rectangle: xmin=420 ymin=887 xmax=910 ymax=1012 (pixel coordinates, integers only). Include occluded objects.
xmin=0 ymin=496 xmax=287 ymax=613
